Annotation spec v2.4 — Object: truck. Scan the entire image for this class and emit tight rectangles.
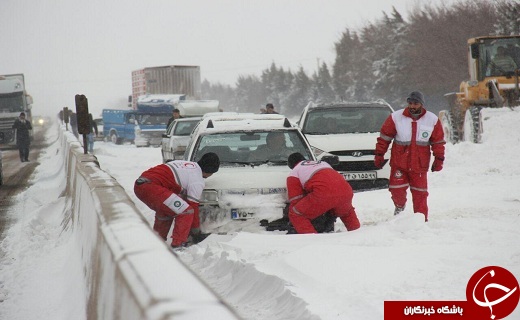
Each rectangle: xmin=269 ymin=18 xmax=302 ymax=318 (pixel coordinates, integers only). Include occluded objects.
xmin=131 ymin=65 xmax=201 ymax=109
xmin=102 ymin=109 xmax=137 ymax=144
xmin=439 ymin=35 xmax=520 ymax=144
xmin=0 ymin=74 xmax=33 ymax=145
xmin=102 ymin=95 xmax=181 ymax=146
xmin=133 ymin=94 xmax=186 ymax=147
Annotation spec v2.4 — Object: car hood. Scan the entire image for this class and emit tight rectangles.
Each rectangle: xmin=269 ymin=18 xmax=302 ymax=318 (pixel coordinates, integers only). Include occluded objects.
xmin=305 ymin=132 xmax=379 ymax=152
xmin=204 ymin=165 xmax=289 ymax=191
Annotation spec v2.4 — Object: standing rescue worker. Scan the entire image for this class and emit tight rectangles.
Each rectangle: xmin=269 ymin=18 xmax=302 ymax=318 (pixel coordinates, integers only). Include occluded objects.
xmin=286 ymin=153 xmax=360 ymax=233
xmin=134 ymin=152 xmax=220 ymax=248
xmin=374 ymin=91 xmax=445 ymax=221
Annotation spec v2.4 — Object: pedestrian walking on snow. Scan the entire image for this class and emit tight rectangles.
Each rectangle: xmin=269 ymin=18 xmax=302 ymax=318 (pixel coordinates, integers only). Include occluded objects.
xmin=374 ymin=91 xmax=445 ymax=221
xmin=12 ymin=112 xmax=32 ymax=162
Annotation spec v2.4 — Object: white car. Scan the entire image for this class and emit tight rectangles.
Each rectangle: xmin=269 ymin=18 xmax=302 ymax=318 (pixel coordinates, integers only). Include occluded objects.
xmin=297 ymin=100 xmax=394 ymax=191
xmin=161 ymin=117 xmax=201 ymax=162
xmin=183 ymin=113 xmax=316 ymax=233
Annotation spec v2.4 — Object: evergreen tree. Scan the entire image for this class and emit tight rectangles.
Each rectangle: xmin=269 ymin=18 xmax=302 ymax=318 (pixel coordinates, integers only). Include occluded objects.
xmin=284 ymin=66 xmax=312 ymax=116
xmin=332 ymin=30 xmax=361 ymax=100
xmin=311 ymin=62 xmax=335 ymax=103
xmin=234 ymin=75 xmax=265 ymax=113
xmin=493 ymin=0 xmax=520 ymax=35
xmin=370 ymin=8 xmax=408 ymax=106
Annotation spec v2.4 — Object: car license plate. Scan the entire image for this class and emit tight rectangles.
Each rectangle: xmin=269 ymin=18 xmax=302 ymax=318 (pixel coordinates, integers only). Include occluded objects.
xmin=231 ymin=208 xmax=254 ymax=220
xmin=342 ymin=171 xmax=377 ymax=180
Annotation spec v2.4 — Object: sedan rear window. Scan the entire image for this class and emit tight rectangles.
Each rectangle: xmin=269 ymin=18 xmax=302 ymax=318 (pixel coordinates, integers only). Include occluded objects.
xmin=303 ymin=107 xmax=391 ymax=134
xmin=193 ymin=131 xmax=313 ymax=165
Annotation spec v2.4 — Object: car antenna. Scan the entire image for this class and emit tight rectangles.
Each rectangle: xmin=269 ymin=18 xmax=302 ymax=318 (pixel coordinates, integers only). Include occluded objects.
xmin=283 ymin=118 xmax=291 ymax=128
xmin=207 ymin=120 xmax=214 ymax=128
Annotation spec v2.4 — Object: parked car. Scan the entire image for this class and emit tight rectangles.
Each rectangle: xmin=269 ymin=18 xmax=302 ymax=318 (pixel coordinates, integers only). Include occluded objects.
xmin=183 ymin=113 xmax=316 ymax=234
xmin=161 ymin=117 xmax=202 ymax=162
xmin=297 ymin=100 xmax=394 ymax=191
xmin=102 ymin=109 xmax=137 ymax=144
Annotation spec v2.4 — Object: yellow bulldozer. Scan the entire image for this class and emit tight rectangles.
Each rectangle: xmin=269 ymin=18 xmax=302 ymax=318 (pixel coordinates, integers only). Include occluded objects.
xmin=440 ymin=35 xmax=520 ymax=143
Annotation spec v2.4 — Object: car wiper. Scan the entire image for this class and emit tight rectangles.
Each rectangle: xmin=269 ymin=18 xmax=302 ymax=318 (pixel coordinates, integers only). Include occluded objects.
xmin=224 ymin=161 xmax=250 ymax=166
xmin=266 ymin=160 xmax=287 ymax=165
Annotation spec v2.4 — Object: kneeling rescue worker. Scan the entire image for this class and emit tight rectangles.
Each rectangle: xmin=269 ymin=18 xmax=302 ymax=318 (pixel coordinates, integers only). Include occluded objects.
xmin=286 ymin=153 xmax=361 ymax=233
xmin=134 ymin=152 xmax=220 ymax=248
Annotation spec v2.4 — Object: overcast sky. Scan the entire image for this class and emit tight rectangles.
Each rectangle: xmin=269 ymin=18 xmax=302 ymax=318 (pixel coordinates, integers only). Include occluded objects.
xmin=1 ymin=0 xmax=451 ymax=117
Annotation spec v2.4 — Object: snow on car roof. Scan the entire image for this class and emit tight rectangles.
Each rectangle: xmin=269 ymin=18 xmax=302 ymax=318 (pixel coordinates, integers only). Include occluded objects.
xmin=176 ymin=116 xmax=202 ymax=122
xmin=137 ymin=94 xmax=185 ymax=103
xmin=307 ymin=99 xmax=394 ymax=110
xmin=197 ymin=113 xmax=292 ymax=133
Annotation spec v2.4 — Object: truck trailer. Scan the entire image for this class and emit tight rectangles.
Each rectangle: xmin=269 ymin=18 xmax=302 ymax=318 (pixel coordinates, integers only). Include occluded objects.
xmin=0 ymin=74 xmax=33 ymax=145
xmin=131 ymin=65 xmax=201 ymax=109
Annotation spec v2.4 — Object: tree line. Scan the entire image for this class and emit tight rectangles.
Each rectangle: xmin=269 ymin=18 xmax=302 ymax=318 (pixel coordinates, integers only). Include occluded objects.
xmin=201 ymin=0 xmax=519 ymax=116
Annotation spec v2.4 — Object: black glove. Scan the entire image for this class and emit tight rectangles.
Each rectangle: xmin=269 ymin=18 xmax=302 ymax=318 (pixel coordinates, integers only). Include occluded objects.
xmin=312 ymin=211 xmax=337 ymax=233
xmin=374 ymin=154 xmax=385 ymax=169
xmin=431 ymin=157 xmax=444 ymax=172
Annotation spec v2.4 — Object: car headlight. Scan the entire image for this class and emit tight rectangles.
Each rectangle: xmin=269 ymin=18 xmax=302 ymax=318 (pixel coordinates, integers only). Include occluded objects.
xmin=38 ymin=119 xmax=44 ymax=125
xmin=201 ymin=189 xmax=218 ymax=204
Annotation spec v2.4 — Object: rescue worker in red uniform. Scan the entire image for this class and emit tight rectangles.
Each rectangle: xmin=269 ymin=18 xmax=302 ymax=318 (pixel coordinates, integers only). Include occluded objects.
xmin=134 ymin=152 xmax=220 ymax=248
xmin=286 ymin=153 xmax=361 ymax=233
xmin=374 ymin=91 xmax=445 ymax=221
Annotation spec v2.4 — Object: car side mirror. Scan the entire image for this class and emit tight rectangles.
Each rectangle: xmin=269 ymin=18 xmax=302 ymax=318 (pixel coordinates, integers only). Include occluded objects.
xmin=321 ymin=155 xmax=339 ymax=166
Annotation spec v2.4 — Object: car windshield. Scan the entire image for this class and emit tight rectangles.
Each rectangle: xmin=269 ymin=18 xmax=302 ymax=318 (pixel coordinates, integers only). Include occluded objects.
xmin=302 ymin=106 xmax=391 ymax=134
xmin=174 ymin=120 xmax=199 ymax=136
xmin=138 ymin=114 xmax=170 ymax=125
xmin=192 ymin=130 xmax=313 ymax=166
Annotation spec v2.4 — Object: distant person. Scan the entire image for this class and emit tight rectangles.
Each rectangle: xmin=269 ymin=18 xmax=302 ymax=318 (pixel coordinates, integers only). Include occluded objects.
xmin=286 ymin=152 xmax=360 ymax=234
xmin=167 ymin=108 xmax=182 ymax=128
xmin=12 ymin=112 xmax=32 ymax=162
xmin=374 ymin=91 xmax=445 ymax=221
xmin=87 ymin=113 xmax=98 ymax=153
xmin=487 ymin=46 xmax=518 ymax=75
xmin=134 ymin=153 xmax=220 ymax=248
xmin=69 ymin=110 xmax=79 ymax=138
xmin=265 ymin=103 xmax=279 ymax=114
xmin=506 ymin=43 xmax=520 ymax=67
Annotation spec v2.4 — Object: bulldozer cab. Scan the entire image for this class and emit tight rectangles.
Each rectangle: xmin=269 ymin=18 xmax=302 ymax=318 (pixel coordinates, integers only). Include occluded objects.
xmin=441 ymin=35 xmax=520 ymax=145
xmin=469 ymin=36 xmax=520 ymax=81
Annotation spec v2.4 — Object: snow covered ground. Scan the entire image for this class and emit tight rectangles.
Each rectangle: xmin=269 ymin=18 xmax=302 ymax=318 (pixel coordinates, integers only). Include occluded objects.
xmin=1 ymin=107 xmax=519 ymax=319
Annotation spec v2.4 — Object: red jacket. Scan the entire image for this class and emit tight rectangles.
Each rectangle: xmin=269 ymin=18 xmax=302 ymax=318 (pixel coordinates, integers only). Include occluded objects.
xmin=375 ymin=107 xmax=445 ymax=173
xmin=140 ymin=161 xmax=204 ymax=226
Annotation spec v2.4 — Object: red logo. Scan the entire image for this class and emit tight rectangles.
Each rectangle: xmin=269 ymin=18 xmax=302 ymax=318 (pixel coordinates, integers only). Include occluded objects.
xmin=466 ymin=266 xmax=519 ymax=319
xmin=384 ymin=266 xmax=519 ymax=319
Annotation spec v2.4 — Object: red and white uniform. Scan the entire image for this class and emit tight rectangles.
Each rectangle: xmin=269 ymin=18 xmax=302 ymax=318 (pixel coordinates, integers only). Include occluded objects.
xmin=375 ymin=107 xmax=445 ymax=219
xmin=287 ymin=160 xmax=360 ymax=233
xmin=134 ymin=161 xmax=205 ymax=246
